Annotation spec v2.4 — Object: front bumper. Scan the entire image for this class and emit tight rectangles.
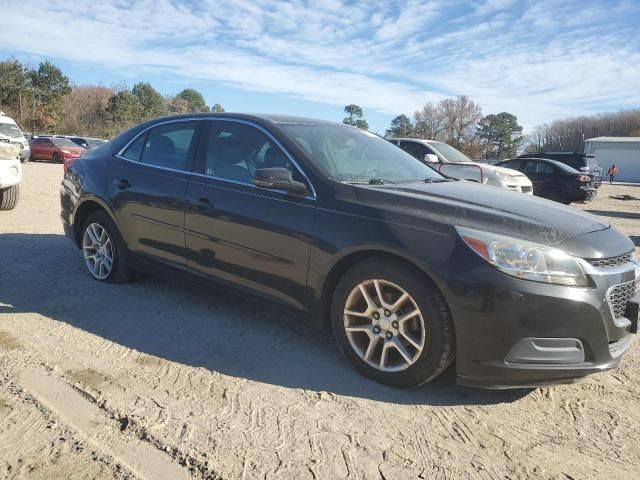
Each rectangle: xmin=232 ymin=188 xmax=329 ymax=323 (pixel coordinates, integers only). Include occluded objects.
xmin=439 ymin=246 xmax=637 ymax=389
xmin=19 ymin=147 xmax=30 ymax=161
xmin=0 ymin=159 xmax=22 ymax=189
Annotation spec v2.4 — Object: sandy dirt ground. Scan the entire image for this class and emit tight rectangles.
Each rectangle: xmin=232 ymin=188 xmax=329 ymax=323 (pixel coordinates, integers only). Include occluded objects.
xmin=1 ymin=163 xmax=639 ymax=480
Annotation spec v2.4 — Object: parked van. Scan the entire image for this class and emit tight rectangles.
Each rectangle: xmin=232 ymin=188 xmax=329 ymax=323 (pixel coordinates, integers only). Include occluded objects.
xmin=0 ymin=113 xmax=31 ymax=163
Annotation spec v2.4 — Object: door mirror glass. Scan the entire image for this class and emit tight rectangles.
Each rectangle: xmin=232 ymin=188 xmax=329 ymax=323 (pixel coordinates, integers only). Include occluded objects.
xmin=253 ymin=167 xmax=309 ymax=195
xmin=424 ymin=153 xmax=439 ymax=163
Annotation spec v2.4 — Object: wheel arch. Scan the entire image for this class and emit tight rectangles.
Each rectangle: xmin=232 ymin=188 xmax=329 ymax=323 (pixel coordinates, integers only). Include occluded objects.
xmin=72 ymin=197 xmax=118 ymax=247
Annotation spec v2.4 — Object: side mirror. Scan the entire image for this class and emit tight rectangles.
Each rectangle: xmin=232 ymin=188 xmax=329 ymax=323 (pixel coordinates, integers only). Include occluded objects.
xmin=424 ymin=153 xmax=439 ymax=163
xmin=253 ymin=167 xmax=309 ymax=196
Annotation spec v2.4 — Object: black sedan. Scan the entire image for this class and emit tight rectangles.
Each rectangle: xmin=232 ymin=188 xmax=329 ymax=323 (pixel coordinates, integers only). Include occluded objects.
xmin=60 ymin=113 xmax=638 ymax=389
xmin=496 ymin=157 xmax=597 ymax=204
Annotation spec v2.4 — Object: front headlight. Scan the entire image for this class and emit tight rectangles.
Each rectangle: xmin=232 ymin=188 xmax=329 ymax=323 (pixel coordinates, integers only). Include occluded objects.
xmin=457 ymin=227 xmax=588 ymax=287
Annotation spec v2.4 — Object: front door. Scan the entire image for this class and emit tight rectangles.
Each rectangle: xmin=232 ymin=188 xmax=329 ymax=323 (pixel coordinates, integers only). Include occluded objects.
xmin=184 ymin=120 xmax=316 ymax=310
xmin=108 ymin=120 xmax=202 ymax=268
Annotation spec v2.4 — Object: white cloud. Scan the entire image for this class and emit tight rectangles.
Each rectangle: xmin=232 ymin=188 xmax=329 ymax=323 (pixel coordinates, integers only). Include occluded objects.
xmin=1 ymin=0 xmax=638 ymax=131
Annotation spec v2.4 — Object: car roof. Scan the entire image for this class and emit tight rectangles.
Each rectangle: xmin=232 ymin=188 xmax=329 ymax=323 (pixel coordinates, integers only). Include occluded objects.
xmin=515 ymin=157 xmax=579 ymax=173
xmin=518 ymin=151 xmax=595 ymax=158
xmin=140 ymin=112 xmax=349 ymax=128
xmin=388 ymin=137 xmax=439 ymax=144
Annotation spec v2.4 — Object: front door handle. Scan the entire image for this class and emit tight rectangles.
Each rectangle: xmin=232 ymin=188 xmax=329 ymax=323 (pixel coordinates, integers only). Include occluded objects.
xmin=189 ymin=197 xmax=214 ymax=211
xmin=116 ymin=179 xmax=131 ymax=190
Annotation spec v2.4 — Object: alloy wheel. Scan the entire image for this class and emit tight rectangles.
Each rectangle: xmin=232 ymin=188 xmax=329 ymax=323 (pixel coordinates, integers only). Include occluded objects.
xmin=343 ymin=279 xmax=426 ymax=372
xmin=82 ymin=223 xmax=114 ymax=280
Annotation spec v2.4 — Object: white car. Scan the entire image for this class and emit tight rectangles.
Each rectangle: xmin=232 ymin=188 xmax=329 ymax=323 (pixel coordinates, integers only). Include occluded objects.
xmin=0 ymin=135 xmax=22 ymax=210
xmin=388 ymin=138 xmax=533 ymax=194
xmin=0 ymin=113 xmax=30 ymax=163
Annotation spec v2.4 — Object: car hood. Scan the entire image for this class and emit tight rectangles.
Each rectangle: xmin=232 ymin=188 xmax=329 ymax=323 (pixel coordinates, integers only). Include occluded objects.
xmin=486 ymin=165 xmax=527 ymax=177
xmin=354 ymin=180 xmax=610 ymax=246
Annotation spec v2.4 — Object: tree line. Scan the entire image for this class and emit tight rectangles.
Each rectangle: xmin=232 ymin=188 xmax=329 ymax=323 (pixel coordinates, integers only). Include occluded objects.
xmin=2 ymin=57 xmax=638 ymax=157
xmin=352 ymin=101 xmax=640 ymax=161
xmin=0 ymin=57 xmax=224 ymax=138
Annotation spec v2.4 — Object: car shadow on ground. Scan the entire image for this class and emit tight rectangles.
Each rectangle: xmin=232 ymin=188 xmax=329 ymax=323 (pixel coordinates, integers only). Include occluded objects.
xmin=0 ymin=233 xmax=529 ymax=407
xmin=585 ymin=209 xmax=640 ymax=220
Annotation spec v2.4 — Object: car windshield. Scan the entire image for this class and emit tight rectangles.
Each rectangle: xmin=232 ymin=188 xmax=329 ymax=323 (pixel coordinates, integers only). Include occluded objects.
xmin=86 ymin=139 xmax=104 ymax=148
xmin=428 ymin=142 xmax=472 ymax=163
xmin=0 ymin=122 xmax=22 ymax=138
xmin=52 ymin=138 xmax=79 ymax=147
xmin=279 ymin=124 xmax=445 ymax=183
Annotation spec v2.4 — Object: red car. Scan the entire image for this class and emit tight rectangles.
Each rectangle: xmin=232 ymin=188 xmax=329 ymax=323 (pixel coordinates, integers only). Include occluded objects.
xmin=29 ymin=137 xmax=84 ymax=163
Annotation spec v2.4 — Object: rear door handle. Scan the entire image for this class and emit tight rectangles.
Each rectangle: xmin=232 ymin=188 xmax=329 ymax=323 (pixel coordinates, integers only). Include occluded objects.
xmin=116 ymin=179 xmax=131 ymax=190
xmin=189 ymin=197 xmax=214 ymax=211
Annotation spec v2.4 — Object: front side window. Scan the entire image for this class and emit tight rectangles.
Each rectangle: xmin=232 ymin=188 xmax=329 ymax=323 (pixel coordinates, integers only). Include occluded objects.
xmin=280 ymin=124 xmax=444 ymax=184
xmin=203 ymin=121 xmax=299 ymax=184
xmin=122 ymin=121 xmax=198 ymax=170
xmin=400 ymin=141 xmax=430 ymax=161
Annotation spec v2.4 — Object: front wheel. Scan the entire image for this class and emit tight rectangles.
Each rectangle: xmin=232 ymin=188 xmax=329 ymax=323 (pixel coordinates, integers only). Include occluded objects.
xmin=331 ymin=258 xmax=455 ymax=388
xmin=0 ymin=185 xmax=19 ymax=210
xmin=52 ymin=152 xmax=61 ymax=163
xmin=81 ymin=211 xmax=134 ymax=283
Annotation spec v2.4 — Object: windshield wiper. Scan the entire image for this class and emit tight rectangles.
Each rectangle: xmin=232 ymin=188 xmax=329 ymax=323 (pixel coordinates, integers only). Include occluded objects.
xmin=368 ymin=178 xmax=396 ymax=185
xmin=423 ymin=178 xmax=450 ymax=183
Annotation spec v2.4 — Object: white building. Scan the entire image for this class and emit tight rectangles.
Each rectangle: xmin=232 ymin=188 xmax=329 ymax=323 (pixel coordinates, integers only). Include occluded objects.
xmin=584 ymin=137 xmax=640 ymax=183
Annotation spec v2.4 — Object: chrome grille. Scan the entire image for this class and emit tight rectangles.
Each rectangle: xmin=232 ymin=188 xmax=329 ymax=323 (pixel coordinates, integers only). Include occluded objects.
xmin=607 ymin=280 xmax=636 ymax=319
xmin=589 ymin=253 xmax=632 ymax=269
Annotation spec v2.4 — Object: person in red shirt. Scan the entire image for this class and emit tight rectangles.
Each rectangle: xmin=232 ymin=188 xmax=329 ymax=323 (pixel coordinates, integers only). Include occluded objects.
xmin=607 ymin=164 xmax=619 ymax=184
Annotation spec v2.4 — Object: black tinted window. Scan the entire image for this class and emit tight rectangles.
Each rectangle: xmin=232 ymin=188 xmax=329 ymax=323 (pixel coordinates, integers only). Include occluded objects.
xmin=524 ymin=161 xmax=555 ymax=174
xmin=139 ymin=121 xmax=198 ymax=170
xmin=499 ymin=160 xmax=522 ymax=170
xmin=121 ymin=132 xmax=146 ymax=161
xmin=400 ymin=141 xmax=430 ymax=161
xmin=203 ymin=121 xmax=298 ymax=184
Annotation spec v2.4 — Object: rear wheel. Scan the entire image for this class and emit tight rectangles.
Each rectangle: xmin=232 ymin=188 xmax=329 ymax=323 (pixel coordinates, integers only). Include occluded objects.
xmin=540 ymin=188 xmax=565 ymax=203
xmin=81 ymin=211 xmax=134 ymax=283
xmin=331 ymin=258 xmax=455 ymax=388
xmin=0 ymin=185 xmax=19 ymax=210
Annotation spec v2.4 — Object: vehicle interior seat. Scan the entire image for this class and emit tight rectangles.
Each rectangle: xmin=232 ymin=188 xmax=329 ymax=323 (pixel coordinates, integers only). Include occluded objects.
xmin=263 ymin=144 xmax=290 ymax=169
xmin=210 ymin=136 xmax=251 ymax=183
xmin=148 ymin=135 xmax=176 ymax=167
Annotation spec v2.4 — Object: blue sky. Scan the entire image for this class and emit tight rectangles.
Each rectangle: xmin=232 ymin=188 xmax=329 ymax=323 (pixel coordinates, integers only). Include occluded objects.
xmin=1 ymin=0 xmax=639 ymax=135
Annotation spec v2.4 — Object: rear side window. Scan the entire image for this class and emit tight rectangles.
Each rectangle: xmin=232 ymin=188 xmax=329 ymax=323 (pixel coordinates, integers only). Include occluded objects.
xmin=122 ymin=121 xmax=198 ymax=170
xmin=499 ymin=160 xmax=522 ymax=170
xmin=524 ymin=161 xmax=555 ymax=174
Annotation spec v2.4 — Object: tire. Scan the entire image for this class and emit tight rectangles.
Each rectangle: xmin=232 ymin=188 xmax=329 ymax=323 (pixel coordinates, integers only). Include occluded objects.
xmin=81 ymin=210 xmax=134 ymax=283
xmin=331 ymin=258 xmax=455 ymax=388
xmin=20 ymin=156 xmax=29 ymax=164
xmin=52 ymin=152 xmax=61 ymax=163
xmin=0 ymin=185 xmax=20 ymax=210
xmin=540 ymin=188 xmax=565 ymax=203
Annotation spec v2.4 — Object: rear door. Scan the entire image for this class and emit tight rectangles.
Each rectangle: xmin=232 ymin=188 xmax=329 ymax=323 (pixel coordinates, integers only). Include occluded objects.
xmin=184 ymin=119 xmax=316 ymax=310
xmin=523 ymin=160 xmax=556 ymax=194
xmin=109 ymin=119 xmax=202 ymax=268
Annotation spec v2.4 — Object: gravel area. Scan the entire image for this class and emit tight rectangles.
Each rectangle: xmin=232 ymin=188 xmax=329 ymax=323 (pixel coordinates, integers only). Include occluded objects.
xmin=1 ymin=162 xmax=639 ymax=479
